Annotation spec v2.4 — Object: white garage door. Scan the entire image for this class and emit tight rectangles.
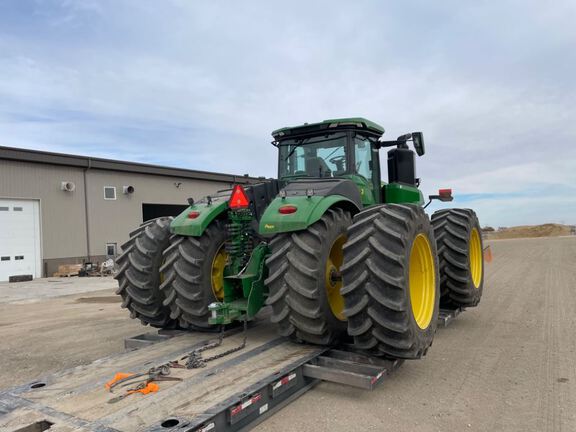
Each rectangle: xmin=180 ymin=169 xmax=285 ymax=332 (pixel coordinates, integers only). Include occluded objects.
xmin=0 ymin=199 xmax=41 ymax=282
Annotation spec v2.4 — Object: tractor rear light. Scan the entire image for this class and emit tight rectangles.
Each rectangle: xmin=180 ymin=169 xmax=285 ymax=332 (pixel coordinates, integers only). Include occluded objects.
xmin=229 ymin=184 xmax=250 ymax=209
xmin=436 ymin=188 xmax=454 ymax=202
xmin=188 ymin=211 xmax=200 ymax=219
xmin=278 ymin=205 xmax=297 ymax=214
xmin=426 ymin=188 xmax=454 ymax=207
xmin=439 ymin=188 xmax=452 ymax=198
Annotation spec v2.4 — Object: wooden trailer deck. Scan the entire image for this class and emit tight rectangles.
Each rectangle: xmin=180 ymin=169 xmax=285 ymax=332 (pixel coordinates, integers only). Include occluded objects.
xmin=0 ymin=309 xmax=461 ymax=432
xmin=0 ymin=323 xmax=323 ymax=431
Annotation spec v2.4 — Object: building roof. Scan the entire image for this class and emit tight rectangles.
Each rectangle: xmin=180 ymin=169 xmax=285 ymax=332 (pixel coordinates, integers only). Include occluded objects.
xmin=271 ymin=117 xmax=385 ymax=138
xmin=0 ymin=146 xmax=259 ymax=184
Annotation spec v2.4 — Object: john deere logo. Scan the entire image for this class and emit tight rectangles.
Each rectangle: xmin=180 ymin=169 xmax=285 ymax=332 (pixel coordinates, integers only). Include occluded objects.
xmin=264 ymin=224 xmax=275 ymax=230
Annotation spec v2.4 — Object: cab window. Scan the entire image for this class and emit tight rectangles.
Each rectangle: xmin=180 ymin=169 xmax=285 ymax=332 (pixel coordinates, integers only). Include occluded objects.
xmin=279 ymin=133 xmax=348 ymax=178
xmin=354 ymin=136 xmax=373 ymax=180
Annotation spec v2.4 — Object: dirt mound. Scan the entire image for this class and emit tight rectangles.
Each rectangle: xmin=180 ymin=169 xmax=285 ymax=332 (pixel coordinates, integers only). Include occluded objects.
xmin=485 ymin=224 xmax=573 ymax=239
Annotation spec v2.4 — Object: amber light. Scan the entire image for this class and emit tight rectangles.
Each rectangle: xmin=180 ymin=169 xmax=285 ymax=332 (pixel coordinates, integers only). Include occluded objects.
xmin=439 ymin=188 xmax=452 ymax=197
xmin=188 ymin=211 xmax=200 ymax=219
xmin=278 ymin=205 xmax=297 ymax=214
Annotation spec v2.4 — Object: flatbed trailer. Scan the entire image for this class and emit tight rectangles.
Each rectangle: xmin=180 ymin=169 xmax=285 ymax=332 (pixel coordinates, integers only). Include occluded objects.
xmin=0 ymin=309 xmax=462 ymax=432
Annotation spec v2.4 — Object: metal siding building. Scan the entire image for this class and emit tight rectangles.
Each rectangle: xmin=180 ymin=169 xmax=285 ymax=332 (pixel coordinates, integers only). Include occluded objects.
xmin=0 ymin=146 xmax=255 ymax=280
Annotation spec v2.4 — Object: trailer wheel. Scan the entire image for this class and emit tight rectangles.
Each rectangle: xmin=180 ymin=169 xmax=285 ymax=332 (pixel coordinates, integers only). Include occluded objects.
xmin=159 ymin=220 xmax=227 ymax=329
xmin=341 ymin=204 xmax=440 ymax=359
xmin=266 ymin=208 xmax=351 ymax=345
xmin=115 ymin=217 xmax=177 ymax=328
xmin=431 ymin=208 xmax=484 ymax=308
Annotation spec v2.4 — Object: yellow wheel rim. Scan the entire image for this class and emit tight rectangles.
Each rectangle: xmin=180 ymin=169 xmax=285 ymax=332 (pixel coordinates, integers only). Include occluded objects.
xmin=469 ymin=228 xmax=483 ymax=288
xmin=409 ymin=233 xmax=436 ymax=330
xmin=211 ymin=245 xmax=228 ymax=301
xmin=325 ymin=234 xmax=347 ymax=321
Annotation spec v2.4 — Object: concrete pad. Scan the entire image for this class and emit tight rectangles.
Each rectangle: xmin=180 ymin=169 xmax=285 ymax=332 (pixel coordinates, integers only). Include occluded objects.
xmin=0 ymin=276 xmax=116 ymax=304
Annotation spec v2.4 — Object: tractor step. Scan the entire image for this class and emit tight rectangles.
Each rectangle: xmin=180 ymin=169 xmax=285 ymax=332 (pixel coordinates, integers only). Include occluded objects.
xmin=303 ymin=349 xmax=403 ymax=390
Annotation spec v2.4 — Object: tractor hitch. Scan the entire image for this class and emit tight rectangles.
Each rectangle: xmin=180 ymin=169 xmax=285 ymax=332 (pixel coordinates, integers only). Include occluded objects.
xmin=208 ymin=302 xmax=243 ymax=325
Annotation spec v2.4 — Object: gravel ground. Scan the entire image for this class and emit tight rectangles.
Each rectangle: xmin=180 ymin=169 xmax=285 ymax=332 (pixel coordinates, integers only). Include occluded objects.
xmin=0 ymin=236 xmax=574 ymax=431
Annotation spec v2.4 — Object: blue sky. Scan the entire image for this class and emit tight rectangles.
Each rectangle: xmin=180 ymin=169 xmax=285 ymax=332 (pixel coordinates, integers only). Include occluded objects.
xmin=0 ymin=0 xmax=575 ymax=227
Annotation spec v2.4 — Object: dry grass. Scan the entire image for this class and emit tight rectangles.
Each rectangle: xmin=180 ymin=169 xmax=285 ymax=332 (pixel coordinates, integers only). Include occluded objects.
xmin=484 ymin=223 xmax=573 ymax=240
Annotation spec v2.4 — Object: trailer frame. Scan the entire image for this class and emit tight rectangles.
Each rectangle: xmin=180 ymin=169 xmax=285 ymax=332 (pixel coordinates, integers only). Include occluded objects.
xmin=0 ymin=309 xmax=462 ymax=432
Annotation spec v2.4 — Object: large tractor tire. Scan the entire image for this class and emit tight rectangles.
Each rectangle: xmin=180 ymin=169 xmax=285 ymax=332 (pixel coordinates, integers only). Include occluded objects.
xmin=431 ymin=208 xmax=484 ymax=308
xmin=341 ymin=204 xmax=440 ymax=359
xmin=266 ymin=208 xmax=351 ymax=345
xmin=159 ymin=219 xmax=228 ymax=330
xmin=115 ymin=217 xmax=176 ymax=328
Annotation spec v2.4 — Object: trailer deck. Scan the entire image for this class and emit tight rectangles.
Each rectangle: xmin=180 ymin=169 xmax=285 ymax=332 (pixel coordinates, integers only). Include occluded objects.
xmin=0 ymin=309 xmax=461 ymax=432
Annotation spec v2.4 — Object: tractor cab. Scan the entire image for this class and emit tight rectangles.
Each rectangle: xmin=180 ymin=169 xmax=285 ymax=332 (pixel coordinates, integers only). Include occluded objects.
xmin=274 ymin=118 xmax=385 ymax=205
xmin=273 ymin=117 xmax=425 ymax=205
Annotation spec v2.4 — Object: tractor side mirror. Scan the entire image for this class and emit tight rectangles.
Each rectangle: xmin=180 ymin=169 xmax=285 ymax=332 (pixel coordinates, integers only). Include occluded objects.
xmin=412 ymin=132 xmax=425 ymax=156
xmin=378 ymin=132 xmax=426 ymax=155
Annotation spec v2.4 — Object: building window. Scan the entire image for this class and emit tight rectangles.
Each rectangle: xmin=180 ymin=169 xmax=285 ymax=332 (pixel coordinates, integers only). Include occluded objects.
xmin=1 ymin=256 xmax=10 ymax=261
xmin=15 ymin=255 xmax=24 ymax=260
xmin=104 ymin=186 xmax=116 ymax=200
xmin=13 ymin=207 xmax=23 ymax=211
xmin=106 ymin=243 xmax=117 ymax=256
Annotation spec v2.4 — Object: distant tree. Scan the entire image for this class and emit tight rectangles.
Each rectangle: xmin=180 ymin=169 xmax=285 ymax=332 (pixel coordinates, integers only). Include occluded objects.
xmin=498 ymin=226 xmax=508 ymax=231
xmin=482 ymin=226 xmax=495 ymax=232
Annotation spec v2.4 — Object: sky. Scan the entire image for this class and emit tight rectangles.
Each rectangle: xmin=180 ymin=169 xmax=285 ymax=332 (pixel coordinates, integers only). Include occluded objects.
xmin=0 ymin=0 xmax=575 ymax=227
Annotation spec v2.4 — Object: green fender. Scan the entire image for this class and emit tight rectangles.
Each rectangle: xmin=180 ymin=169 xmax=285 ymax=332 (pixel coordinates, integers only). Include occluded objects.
xmin=170 ymin=200 xmax=228 ymax=237
xmin=384 ymin=182 xmax=425 ymax=205
xmin=258 ymin=194 xmax=360 ymax=235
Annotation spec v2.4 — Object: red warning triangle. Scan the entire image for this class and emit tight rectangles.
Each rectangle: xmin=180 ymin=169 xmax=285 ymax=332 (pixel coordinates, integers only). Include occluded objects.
xmin=229 ymin=185 xmax=250 ymax=209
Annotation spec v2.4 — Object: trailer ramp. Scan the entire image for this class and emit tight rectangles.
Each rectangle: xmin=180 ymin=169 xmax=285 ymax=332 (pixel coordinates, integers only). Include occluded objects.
xmin=0 ymin=309 xmax=461 ymax=432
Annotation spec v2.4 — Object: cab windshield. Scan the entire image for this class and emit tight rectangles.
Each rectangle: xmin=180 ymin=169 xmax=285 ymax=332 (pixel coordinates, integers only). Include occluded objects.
xmin=278 ymin=133 xmax=348 ymax=179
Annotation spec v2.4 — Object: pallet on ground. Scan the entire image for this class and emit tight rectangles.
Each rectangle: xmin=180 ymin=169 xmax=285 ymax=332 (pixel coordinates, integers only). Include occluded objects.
xmin=52 ymin=264 xmax=83 ymax=277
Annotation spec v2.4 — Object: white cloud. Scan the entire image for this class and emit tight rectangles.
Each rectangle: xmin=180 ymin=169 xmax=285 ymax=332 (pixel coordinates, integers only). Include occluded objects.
xmin=0 ymin=0 xmax=575 ymax=225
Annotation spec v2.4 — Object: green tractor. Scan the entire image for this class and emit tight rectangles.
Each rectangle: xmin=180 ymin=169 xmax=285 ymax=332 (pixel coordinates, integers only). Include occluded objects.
xmin=115 ymin=118 xmax=485 ymax=360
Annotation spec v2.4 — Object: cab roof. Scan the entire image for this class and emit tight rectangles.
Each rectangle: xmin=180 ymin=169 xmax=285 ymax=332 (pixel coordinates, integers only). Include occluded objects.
xmin=271 ymin=117 xmax=385 ymax=139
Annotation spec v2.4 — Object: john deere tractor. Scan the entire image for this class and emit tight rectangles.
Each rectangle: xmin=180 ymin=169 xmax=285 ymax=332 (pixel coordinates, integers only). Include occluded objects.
xmin=115 ymin=118 xmax=484 ymax=360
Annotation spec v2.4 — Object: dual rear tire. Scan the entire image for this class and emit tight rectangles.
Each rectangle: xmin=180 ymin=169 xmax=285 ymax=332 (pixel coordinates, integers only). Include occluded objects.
xmin=265 ymin=208 xmax=350 ymax=345
xmin=266 ymin=204 xmax=442 ymax=360
xmin=339 ymin=205 xmax=484 ymax=358
xmin=115 ymin=217 xmax=176 ymax=328
xmin=341 ymin=204 xmax=440 ymax=359
xmin=431 ymin=208 xmax=484 ymax=308
xmin=160 ymin=220 xmax=228 ymax=329
xmin=115 ymin=217 xmax=228 ymax=330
